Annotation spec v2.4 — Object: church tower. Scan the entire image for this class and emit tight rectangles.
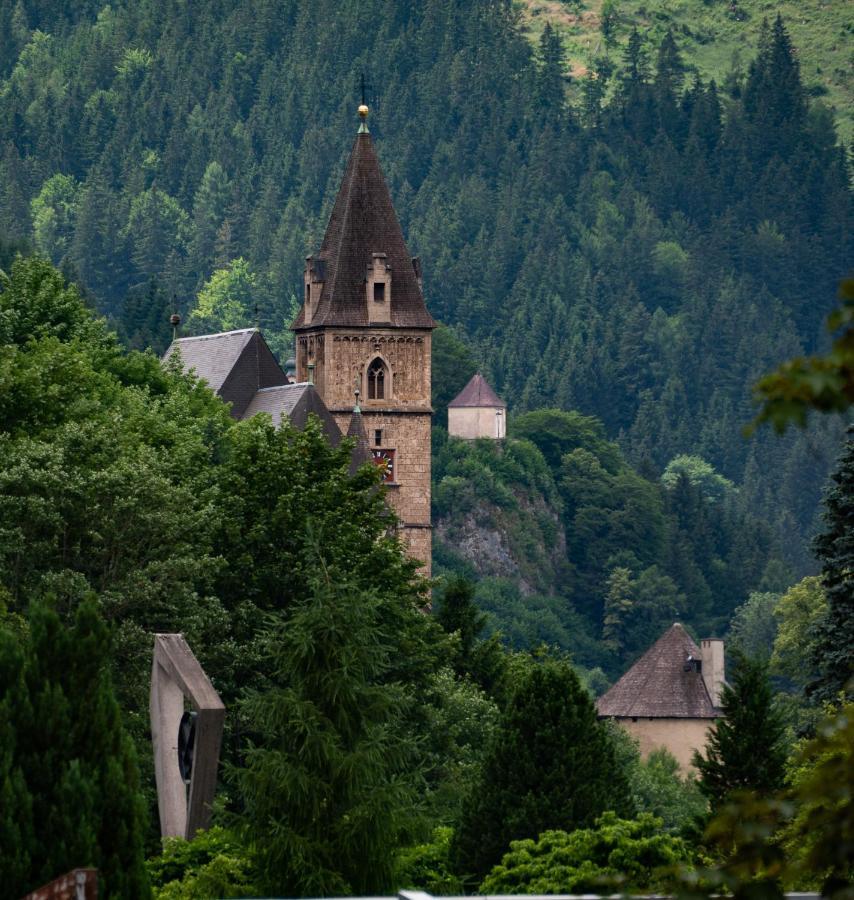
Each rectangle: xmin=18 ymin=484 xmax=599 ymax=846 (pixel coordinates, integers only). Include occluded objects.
xmin=292 ymin=105 xmax=435 ymax=575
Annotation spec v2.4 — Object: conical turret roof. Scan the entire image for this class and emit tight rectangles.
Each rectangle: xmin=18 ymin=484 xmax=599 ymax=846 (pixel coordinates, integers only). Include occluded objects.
xmin=448 ymin=373 xmax=506 ymax=409
xmin=597 ymin=623 xmax=720 ymax=719
xmin=346 ymin=405 xmax=373 ymax=475
xmin=293 ymin=131 xmax=435 ymax=330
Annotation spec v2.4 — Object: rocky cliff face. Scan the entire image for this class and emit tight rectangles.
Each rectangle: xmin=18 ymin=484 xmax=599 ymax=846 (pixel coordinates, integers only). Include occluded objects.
xmin=432 ymin=435 xmax=568 ymax=598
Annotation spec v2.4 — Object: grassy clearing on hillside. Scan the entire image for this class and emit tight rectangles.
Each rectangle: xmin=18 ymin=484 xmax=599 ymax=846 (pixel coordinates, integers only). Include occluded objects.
xmin=517 ymin=0 xmax=854 ymax=141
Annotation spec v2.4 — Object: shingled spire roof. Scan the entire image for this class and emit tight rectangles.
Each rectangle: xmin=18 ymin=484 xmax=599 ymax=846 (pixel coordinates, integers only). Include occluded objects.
xmin=293 ymin=130 xmax=435 ymax=330
xmin=597 ymin=623 xmax=720 ymax=719
xmin=449 ymin=373 xmax=506 ymax=409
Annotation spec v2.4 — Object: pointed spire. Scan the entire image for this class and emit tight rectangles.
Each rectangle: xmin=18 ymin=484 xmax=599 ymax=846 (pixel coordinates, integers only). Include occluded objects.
xmin=292 ymin=121 xmax=435 ymax=330
xmin=449 ymin=373 xmax=506 ymax=409
xmin=346 ymin=395 xmax=372 ymax=475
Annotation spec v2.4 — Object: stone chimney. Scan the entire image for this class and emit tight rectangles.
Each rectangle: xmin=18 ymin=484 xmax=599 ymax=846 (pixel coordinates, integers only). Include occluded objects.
xmin=700 ymin=638 xmax=725 ymax=707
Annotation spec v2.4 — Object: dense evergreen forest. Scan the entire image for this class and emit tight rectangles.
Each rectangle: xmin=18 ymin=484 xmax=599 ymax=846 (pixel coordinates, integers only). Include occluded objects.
xmin=0 ymin=1 xmax=850 ymax=589
xmin=1 ymin=1 xmax=852 ymax=896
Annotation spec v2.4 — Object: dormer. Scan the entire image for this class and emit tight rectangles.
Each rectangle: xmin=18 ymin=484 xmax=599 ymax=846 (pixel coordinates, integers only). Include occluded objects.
xmin=303 ymin=256 xmax=326 ymax=326
xmin=366 ymin=252 xmax=391 ymax=325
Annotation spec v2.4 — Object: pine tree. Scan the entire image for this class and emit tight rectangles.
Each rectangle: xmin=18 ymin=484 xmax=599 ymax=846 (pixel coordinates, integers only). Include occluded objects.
xmin=809 ymin=426 xmax=854 ymax=704
xmin=0 ymin=597 xmax=149 ymax=898
xmin=693 ymin=653 xmax=788 ymax=806
xmin=451 ymin=655 xmax=633 ymax=884
xmin=234 ymin=552 xmax=424 ymax=897
xmin=435 ymin=575 xmax=486 ymax=658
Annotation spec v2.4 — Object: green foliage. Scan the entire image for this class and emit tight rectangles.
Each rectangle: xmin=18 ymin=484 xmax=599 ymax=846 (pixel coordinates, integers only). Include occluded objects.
xmin=233 ymin=553 xmax=426 ymax=897
xmin=432 ymin=325 xmax=477 ymax=428
xmin=513 ymin=409 xmax=622 ymax=473
xmin=728 ymin=591 xmax=780 ymax=660
xmin=779 ymin=702 xmax=854 ymax=894
xmin=435 ymin=575 xmax=485 ymax=659
xmin=0 ymin=597 xmax=149 ymax=898
xmin=632 ymin=749 xmax=708 ymax=834
xmin=770 ymin=576 xmax=826 ymax=688
xmin=480 ymin=812 xmax=693 ymax=894
xmin=0 ymin=255 xmax=445 ymax=857
xmin=187 ymin=257 xmax=257 ymax=334
xmin=421 ymin=668 xmax=500 ymax=823
xmin=394 ymin=826 xmax=463 ymax=894
xmin=452 ymin=654 xmax=633 ymax=882
xmin=752 ymin=279 xmax=854 ymax=432
xmin=809 ymin=426 xmax=854 ymax=704
xmin=147 ymin=828 xmax=256 ymax=900
xmin=0 ymin=3 xmax=844 ymax=599
xmin=662 ymin=455 xmax=735 ymax=504
xmin=694 ymin=654 xmax=788 ymax=806
xmin=684 ymin=702 xmax=853 ymax=898
xmin=30 ymin=174 xmax=80 ymax=264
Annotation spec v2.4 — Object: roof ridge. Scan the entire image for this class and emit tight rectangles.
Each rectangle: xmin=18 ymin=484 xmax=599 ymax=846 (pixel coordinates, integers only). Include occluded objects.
xmin=175 ymin=328 xmax=258 ymax=342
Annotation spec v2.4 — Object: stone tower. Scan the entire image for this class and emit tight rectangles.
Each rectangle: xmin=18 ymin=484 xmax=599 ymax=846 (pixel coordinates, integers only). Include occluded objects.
xmin=292 ymin=107 xmax=435 ymax=575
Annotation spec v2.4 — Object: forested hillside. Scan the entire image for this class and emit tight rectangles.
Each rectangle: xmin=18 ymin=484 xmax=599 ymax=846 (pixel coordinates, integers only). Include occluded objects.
xmin=0 ymin=0 xmax=850 ymax=579
xmin=518 ymin=0 xmax=854 ymax=142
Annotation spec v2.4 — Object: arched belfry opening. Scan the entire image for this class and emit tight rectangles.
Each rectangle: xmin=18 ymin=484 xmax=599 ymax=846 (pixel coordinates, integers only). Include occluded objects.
xmin=367 ymin=357 xmax=389 ymax=400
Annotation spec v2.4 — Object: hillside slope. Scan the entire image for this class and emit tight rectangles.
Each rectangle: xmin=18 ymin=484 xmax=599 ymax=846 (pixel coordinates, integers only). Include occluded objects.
xmin=0 ymin=0 xmax=850 ymax=582
xmin=518 ymin=0 xmax=854 ymax=142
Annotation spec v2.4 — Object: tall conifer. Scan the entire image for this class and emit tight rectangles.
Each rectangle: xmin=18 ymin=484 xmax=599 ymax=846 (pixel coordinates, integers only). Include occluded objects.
xmin=451 ymin=656 xmax=633 ymax=884
xmin=0 ymin=597 xmax=149 ymax=898
xmin=693 ymin=653 xmax=787 ymax=806
xmin=809 ymin=427 xmax=854 ymax=704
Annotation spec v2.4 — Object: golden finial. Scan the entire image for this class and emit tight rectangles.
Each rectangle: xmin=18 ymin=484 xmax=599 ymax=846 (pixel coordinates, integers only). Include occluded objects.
xmin=358 ymin=103 xmax=369 ymax=133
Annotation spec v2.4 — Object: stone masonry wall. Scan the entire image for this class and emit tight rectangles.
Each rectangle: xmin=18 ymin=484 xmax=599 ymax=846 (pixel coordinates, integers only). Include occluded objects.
xmin=303 ymin=325 xmax=433 ymax=576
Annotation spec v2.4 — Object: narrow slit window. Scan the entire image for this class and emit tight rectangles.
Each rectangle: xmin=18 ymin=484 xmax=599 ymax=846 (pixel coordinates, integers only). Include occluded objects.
xmin=367 ymin=358 xmax=387 ymax=400
xmin=373 ymin=282 xmax=386 ymax=302
xmin=374 ymin=429 xmax=383 ymax=446
xmin=305 ymin=284 xmax=311 ymax=304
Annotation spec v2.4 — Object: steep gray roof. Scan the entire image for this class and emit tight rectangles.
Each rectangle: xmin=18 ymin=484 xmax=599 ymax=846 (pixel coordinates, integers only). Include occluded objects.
xmin=243 ymin=383 xmax=342 ymax=446
xmin=597 ymin=623 xmax=719 ymax=719
xmin=164 ymin=329 xmax=258 ymax=393
xmin=164 ymin=329 xmax=289 ymax=418
xmin=448 ymin=373 xmax=506 ymax=409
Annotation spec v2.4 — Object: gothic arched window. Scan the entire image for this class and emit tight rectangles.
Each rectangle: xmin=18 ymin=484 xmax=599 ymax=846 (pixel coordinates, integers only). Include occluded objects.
xmin=367 ymin=357 xmax=387 ymax=400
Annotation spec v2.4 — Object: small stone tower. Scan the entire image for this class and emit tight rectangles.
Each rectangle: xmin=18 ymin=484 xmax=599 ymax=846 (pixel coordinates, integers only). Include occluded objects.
xmin=292 ymin=105 xmax=435 ymax=574
xmin=448 ymin=373 xmax=507 ymax=439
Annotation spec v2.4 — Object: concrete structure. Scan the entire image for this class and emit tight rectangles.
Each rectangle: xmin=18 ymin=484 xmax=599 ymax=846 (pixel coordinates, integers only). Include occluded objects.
xmin=597 ymin=623 xmax=725 ymax=771
xmin=150 ymin=634 xmax=225 ymax=839
xmin=448 ymin=373 xmax=507 ymax=439
xmin=292 ymin=107 xmax=435 ymax=575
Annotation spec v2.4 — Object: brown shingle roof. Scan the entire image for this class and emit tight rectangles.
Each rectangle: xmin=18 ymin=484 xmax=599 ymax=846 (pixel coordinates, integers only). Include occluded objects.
xmin=292 ymin=132 xmax=435 ymax=330
xmin=597 ymin=623 xmax=719 ymax=719
xmin=448 ymin=373 xmax=506 ymax=409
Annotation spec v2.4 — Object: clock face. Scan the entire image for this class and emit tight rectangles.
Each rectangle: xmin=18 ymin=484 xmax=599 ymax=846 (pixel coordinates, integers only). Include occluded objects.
xmin=371 ymin=449 xmax=395 ymax=482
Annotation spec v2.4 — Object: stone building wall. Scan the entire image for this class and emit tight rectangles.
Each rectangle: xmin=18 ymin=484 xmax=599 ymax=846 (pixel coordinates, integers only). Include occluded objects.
xmin=296 ymin=329 xmax=431 ymax=410
xmin=302 ymin=326 xmax=433 ymax=576
xmin=448 ymin=406 xmax=506 ymax=440
xmin=611 ymin=716 xmax=714 ymax=772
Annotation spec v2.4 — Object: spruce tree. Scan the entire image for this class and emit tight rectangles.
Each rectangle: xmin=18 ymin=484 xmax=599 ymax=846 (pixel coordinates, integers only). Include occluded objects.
xmin=0 ymin=596 xmax=149 ymax=898
xmin=809 ymin=426 xmax=854 ymax=704
xmin=451 ymin=655 xmax=633 ymax=884
xmin=234 ymin=552 xmax=424 ymax=897
xmin=693 ymin=654 xmax=788 ymax=806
